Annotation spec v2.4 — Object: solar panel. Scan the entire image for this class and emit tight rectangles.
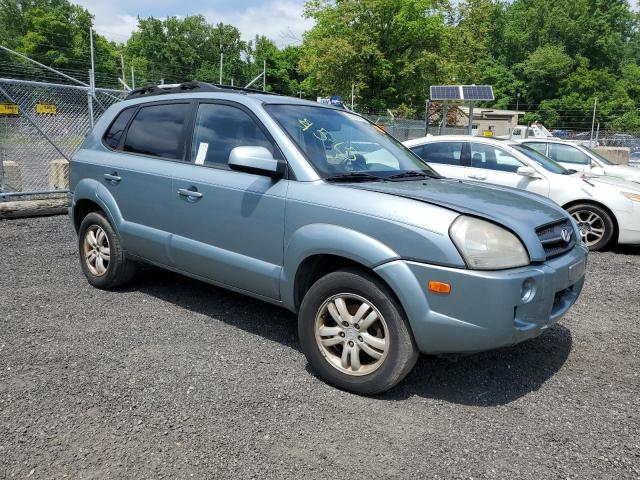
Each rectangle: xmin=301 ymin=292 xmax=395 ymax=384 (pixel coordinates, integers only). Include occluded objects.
xmin=462 ymin=85 xmax=494 ymax=101
xmin=430 ymin=86 xmax=461 ymax=100
xmin=430 ymin=85 xmax=495 ymax=101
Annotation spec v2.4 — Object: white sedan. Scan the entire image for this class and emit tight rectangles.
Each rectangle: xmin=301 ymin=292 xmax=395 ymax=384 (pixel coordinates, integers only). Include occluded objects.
xmin=404 ymin=135 xmax=640 ymax=251
xmin=514 ymin=138 xmax=640 ymax=184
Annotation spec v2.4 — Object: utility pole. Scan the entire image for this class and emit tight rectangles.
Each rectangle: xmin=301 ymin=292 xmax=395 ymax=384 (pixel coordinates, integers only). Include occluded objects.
xmin=120 ymin=53 xmax=126 ymax=89
xmin=231 ymin=78 xmax=234 ymax=87
xmin=219 ymin=51 xmax=224 ymax=84
xmin=297 ymin=90 xmax=304 ymax=99
xmin=590 ymin=97 xmax=598 ymax=147
xmin=351 ymin=82 xmax=355 ymax=110
xmin=263 ymin=59 xmax=266 ymax=91
xmin=515 ymin=92 xmax=520 ymax=121
xmin=131 ymin=66 xmax=135 ymax=89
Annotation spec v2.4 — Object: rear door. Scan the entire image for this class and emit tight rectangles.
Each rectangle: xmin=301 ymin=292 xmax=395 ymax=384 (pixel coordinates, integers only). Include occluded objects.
xmin=168 ymin=101 xmax=288 ymax=300
xmin=96 ymin=101 xmax=194 ymax=264
xmin=409 ymin=141 xmax=467 ymax=179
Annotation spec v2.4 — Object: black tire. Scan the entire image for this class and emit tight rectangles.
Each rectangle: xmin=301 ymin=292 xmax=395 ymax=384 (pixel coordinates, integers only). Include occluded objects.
xmin=77 ymin=211 xmax=136 ymax=289
xmin=298 ymin=268 xmax=418 ymax=395
xmin=566 ymin=203 xmax=615 ymax=251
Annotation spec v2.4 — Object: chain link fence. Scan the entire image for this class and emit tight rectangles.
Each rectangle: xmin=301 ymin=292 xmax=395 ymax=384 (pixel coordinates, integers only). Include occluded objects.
xmin=0 ymin=78 xmax=127 ymax=199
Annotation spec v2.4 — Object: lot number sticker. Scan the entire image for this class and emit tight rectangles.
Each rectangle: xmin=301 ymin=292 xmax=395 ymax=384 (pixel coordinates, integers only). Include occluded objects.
xmin=195 ymin=142 xmax=209 ymax=165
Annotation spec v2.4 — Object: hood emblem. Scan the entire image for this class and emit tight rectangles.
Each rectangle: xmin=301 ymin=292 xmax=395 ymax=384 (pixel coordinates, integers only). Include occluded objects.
xmin=561 ymin=228 xmax=572 ymax=243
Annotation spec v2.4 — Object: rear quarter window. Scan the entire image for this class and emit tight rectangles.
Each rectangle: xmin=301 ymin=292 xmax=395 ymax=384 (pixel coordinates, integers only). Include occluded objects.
xmin=103 ymin=107 xmax=136 ymax=149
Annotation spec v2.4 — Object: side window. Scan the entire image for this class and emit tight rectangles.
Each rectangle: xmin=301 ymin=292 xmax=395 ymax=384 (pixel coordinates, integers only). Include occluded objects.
xmin=191 ymin=103 xmax=276 ymax=168
xmin=123 ymin=103 xmax=191 ymax=160
xmin=103 ymin=107 xmax=136 ymax=149
xmin=547 ymin=143 xmax=590 ymax=165
xmin=416 ymin=142 xmax=464 ymax=166
xmin=526 ymin=142 xmax=547 ymax=155
xmin=470 ymin=143 xmax=524 ymax=173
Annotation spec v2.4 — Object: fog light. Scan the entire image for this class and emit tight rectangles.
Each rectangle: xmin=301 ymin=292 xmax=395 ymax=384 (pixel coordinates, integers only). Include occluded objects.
xmin=520 ymin=278 xmax=536 ymax=303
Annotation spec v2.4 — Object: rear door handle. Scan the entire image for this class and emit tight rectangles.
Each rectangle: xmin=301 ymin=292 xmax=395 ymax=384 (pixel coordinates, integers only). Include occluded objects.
xmin=177 ymin=188 xmax=203 ymax=199
xmin=103 ymin=172 xmax=121 ymax=183
xmin=468 ymin=174 xmax=487 ymax=180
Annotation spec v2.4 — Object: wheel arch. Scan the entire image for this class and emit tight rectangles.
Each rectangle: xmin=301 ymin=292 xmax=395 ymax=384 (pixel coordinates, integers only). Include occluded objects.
xmin=562 ymin=199 xmax=619 ymax=242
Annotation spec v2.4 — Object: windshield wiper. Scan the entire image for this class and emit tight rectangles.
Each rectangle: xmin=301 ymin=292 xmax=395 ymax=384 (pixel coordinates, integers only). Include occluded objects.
xmin=388 ymin=170 xmax=439 ymax=180
xmin=324 ymin=172 xmax=388 ymax=183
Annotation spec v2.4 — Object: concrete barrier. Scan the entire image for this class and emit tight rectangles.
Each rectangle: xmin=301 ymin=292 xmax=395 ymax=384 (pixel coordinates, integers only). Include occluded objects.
xmin=2 ymin=160 xmax=22 ymax=192
xmin=593 ymin=147 xmax=630 ymax=166
xmin=48 ymin=158 xmax=69 ymax=189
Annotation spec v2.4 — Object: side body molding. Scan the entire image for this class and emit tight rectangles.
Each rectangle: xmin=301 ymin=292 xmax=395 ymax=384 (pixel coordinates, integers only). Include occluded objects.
xmin=280 ymin=223 xmax=400 ymax=311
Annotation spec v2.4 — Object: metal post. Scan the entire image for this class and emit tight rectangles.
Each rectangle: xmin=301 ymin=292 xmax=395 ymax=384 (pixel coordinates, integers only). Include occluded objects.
xmin=120 ymin=53 xmax=126 ymax=90
xmin=590 ymin=97 xmax=597 ymax=146
xmin=439 ymin=103 xmax=448 ymax=135
xmin=425 ymin=100 xmax=430 ymax=136
xmin=89 ymin=27 xmax=96 ymax=82
xmin=131 ymin=66 xmax=135 ymax=89
xmin=219 ymin=52 xmax=224 ymax=84
xmin=468 ymin=102 xmax=474 ymax=136
xmin=263 ymin=59 xmax=266 ymax=91
xmin=231 ymin=78 xmax=234 ymax=87
xmin=87 ymin=69 xmax=94 ymax=128
xmin=351 ymin=82 xmax=355 ymax=110
xmin=515 ymin=92 xmax=520 ymax=121
xmin=595 ymin=122 xmax=600 ymax=147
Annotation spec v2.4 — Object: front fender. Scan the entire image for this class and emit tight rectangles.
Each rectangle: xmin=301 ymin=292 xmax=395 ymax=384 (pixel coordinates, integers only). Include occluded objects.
xmin=280 ymin=223 xmax=400 ymax=311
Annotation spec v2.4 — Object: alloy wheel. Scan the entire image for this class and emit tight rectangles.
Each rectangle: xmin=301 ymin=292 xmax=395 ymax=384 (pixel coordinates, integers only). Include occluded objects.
xmin=83 ymin=225 xmax=110 ymax=276
xmin=314 ymin=293 xmax=389 ymax=376
xmin=571 ymin=210 xmax=606 ymax=247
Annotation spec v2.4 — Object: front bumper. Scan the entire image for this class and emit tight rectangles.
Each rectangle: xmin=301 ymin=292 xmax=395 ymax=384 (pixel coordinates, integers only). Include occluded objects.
xmin=374 ymin=244 xmax=588 ymax=354
xmin=617 ymin=201 xmax=640 ymax=244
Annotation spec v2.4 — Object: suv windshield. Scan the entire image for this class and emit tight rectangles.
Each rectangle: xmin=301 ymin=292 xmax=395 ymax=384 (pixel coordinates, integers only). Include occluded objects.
xmin=265 ymin=104 xmax=439 ymax=180
xmin=512 ymin=144 xmax=570 ymax=174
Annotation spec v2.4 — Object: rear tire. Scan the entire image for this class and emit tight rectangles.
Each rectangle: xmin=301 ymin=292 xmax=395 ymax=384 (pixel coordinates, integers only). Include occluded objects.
xmin=566 ymin=203 xmax=615 ymax=251
xmin=298 ymin=268 xmax=418 ymax=395
xmin=78 ymin=211 xmax=136 ymax=289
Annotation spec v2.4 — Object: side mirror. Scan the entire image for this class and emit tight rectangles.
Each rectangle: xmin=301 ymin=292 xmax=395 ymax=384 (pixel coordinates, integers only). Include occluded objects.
xmin=228 ymin=146 xmax=286 ymax=178
xmin=517 ymin=166 xmax=538 ymax=178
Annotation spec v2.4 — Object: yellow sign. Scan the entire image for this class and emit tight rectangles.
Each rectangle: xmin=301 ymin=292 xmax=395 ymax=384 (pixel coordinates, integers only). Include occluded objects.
xmin=36 ymin=103 xmax=57 ymax=114
xmin=482 ymin=129 xmax=494 ymax=137
xmin=0 ymin=103 xmax=19 ymax=115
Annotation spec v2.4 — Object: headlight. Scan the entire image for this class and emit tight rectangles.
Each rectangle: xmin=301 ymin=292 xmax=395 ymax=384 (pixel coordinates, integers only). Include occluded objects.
xmin=622 ymin=191 xmax=640 ymax=202
xmin=450 ymin=216 xmax=530 ymax=270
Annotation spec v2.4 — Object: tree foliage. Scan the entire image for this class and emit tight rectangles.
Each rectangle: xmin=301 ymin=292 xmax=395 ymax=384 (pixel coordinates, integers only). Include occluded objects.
xmin=0 ymin=0 xmax=639 ymax=130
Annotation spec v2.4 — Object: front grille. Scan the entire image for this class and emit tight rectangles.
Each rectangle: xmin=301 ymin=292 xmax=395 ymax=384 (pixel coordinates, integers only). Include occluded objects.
xmin=536 ymin=219 xmax=576 ymax=259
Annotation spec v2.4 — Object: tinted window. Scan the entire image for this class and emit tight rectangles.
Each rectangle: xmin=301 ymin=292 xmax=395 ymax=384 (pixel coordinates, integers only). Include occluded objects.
xmin=547 ymin=143 xmax=590 ymax=165
xmin=104 ymin=107 xmax=136 ymax=149
xmin=470 ymin=143 xmax=524 ymax=173
xmin=413 ymin=142 xmax=464 ymax=166
xmin=191 ymin=104 xmax=275 ymax=167
xmin=123 ymin=103 xmax=191 ymax=159
xmin=525 ymin=142 xmax=547 ymax=154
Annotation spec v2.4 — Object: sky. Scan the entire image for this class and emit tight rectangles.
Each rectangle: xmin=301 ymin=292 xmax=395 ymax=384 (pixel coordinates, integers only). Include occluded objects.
xmin=74 ymin=0 xmax=315 ymax=47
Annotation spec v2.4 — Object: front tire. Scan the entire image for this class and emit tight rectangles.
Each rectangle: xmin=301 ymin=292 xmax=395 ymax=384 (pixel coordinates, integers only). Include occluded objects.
xmin=298 ymin=268 xmax=418 ymax=395
xmin=78 ymin=212 xmax=136 ymax=289
xmin=566 ymin=203 xmax=615 ymax=251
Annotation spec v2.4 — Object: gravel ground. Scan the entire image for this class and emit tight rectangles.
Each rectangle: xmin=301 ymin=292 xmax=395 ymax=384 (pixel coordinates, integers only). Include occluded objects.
xmin=1 ymin=215 xmax=639 ymax=479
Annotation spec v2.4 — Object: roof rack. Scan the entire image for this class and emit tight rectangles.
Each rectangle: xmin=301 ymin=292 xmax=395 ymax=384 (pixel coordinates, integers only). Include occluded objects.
xmin=125 ymin=81 xmax=280 ymax=100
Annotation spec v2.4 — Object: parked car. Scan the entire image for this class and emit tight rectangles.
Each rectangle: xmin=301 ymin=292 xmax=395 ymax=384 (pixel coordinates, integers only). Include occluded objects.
xmin=514 ymin=138 xmax=640 ymax=184
xmin=70 ymin=82 xmax=588 ymax=395
xmin=404 ymin=136 xmax=640 ymax=251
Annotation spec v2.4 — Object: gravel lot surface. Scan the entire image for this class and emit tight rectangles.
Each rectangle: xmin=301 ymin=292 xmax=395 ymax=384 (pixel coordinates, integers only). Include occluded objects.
xmin=1 ymin=215 xmax=639 ymax=479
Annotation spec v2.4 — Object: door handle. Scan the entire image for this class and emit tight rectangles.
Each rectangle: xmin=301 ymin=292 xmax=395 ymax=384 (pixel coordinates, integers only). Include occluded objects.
xmin=103 ymin=172 xmax=121 ymax=183
xmin=468 ymin=174 xmax=487 ymax=180
xmin=177 ymin=188 xmax=203 ymax=199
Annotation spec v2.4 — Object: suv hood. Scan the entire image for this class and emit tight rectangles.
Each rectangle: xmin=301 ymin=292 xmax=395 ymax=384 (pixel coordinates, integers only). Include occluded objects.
xmin=347 ymin=178 xmax=568 ymax=260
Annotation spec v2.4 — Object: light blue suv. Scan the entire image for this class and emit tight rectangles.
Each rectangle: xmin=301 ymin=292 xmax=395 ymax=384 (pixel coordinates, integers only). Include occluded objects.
xmin=70 ymin=82 xmax=588 ymax=394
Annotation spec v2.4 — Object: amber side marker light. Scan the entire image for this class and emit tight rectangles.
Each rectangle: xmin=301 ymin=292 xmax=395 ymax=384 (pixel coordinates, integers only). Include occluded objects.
xmin=428 ymin=281 xmax=451 ymax=294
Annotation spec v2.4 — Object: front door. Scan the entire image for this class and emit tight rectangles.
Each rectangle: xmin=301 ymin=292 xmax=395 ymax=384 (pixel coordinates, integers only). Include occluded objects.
xmin=168 ymin=101 xmax=288 ymax=300
xmin=465 ymin=142 xmax=550 ymax=197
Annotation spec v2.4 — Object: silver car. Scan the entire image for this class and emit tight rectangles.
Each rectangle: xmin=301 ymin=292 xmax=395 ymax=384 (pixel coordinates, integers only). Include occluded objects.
xmin=69 ymin=82 xmax=587 ymax=394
